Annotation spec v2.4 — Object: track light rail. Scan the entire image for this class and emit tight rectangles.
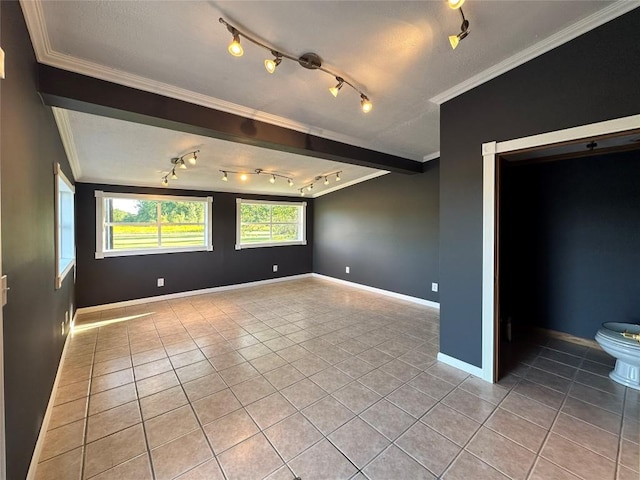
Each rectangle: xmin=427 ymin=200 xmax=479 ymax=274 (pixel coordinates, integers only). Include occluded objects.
xmin=219 ymin=18 xmax=372 ymax=113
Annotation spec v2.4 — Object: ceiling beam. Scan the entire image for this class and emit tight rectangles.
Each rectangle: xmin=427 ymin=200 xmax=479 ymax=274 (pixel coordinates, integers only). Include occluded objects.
xmin=37 ymin=64 xmax=421 ymax=174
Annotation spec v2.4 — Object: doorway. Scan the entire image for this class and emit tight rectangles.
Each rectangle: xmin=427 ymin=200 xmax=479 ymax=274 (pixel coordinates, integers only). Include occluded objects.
xmin=481 ymin=114 xmax=640 ymax=382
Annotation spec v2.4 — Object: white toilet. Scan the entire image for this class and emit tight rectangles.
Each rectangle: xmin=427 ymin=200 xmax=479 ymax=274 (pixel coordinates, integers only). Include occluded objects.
xmin=595 ymin=322 xmax=640 ymax=390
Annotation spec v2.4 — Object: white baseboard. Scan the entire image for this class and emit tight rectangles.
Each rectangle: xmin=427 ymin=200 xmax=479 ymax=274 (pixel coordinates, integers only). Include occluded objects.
xmin=437 ymin=352 xmax=488 ymax=380
xmin=311 ymin=273 xmax=439 ymax=309
xmin=76 ymin=273 xmax=314 ymax=314
xmin=26 ymin=333 xmax=71 ymax=480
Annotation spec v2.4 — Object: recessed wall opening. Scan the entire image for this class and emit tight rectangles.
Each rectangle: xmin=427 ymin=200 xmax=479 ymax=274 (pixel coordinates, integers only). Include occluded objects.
xmin=496 ymin=131 xmax=640 ymax=380
xmin=481 ymin=114 xmax=640 ymax=383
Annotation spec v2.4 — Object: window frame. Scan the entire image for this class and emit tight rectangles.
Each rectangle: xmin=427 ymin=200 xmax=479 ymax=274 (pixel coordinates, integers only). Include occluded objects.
xmin=55 ymin=163 xmax=75 ymax=289
xmin=95 ymin=191 xmax=213 ymax=259
xmin=235 ymin=198 xmax=307 ymax=250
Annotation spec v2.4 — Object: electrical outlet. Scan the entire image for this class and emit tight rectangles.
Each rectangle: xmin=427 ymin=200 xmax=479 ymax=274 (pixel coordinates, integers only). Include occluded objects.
xmin=432 ymin=282 xmax=438 ymax=292
xmin=157 ymin=278 xmax=165 ymax=287
xmin=273 ymin=265 xmax=278 ymax=272
xmin=345 ymin=266 xmax=350 ymax=274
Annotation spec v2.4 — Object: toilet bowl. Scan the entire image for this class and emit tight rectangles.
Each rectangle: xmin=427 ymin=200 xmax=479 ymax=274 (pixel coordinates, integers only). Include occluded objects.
xmin=595 ymin=322 xmax=640 ymax=390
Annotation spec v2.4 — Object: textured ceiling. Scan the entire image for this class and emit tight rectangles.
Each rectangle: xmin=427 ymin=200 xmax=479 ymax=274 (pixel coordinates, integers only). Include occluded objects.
xmin=22 ymin=0 xmax=633 ymax=194
xmin=60 ymin=109 xmax=384 ymax=197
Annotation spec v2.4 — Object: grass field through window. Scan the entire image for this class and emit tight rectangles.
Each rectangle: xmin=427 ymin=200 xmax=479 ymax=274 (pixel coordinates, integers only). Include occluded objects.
xmin=108 ymin=224 xmax=205 ymax=250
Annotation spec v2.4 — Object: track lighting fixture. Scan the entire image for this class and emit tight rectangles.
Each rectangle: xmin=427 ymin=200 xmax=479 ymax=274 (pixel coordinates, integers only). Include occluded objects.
xmin=161 ymin=150 xmax=200 ymax=186
xmin=298 ymin=171 xmax=342 ymax=193
xmin=219 ymin=17 xmax=372 ymax=114
xmin=218 ymin=168 xmax=294 ymax=186
xmin=449 ymin=7 xmax=470 ymax=50
xmin=360 ymin=95 xmax=373 ymax=113
xmin=265 ymin=52 xmax=282 ymax=74
xmin=227 ymin=27 xmax=243 ymax=57
xmin=448 ymin=0 xmax=466 ymax=9
xmin=329 ymin=77 xmax=344 ymax=97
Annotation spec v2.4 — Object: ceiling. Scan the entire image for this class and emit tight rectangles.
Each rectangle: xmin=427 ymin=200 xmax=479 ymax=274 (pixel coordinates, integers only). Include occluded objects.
xmin=21 ymin=0 xmax=637 ymax=196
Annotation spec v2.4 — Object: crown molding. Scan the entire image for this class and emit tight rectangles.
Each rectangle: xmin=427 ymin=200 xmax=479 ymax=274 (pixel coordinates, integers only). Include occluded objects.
xmin=51 ymin=107 xmax=81 ymax=180
xmin=430 ymin=1 xmax=639 ymax=105
xmin=311 ymin=171 xmax=389 ymax=198
xmin=19 ymin=0 xmax=422 ymax=163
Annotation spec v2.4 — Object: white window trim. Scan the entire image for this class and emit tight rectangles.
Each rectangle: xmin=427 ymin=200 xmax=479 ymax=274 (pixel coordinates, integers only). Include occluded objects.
xmin=235 ymin=198 xmax=307 ymax=250
xmin=55 ymin=163 xmax=75 ymax=289
xmin=95 ymin=191 xmax=213 ymax=258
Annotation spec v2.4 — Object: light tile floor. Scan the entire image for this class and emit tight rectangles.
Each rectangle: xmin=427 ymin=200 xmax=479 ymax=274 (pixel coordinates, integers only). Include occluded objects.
xmin=33 ymin=278 xmax=639 ymax=479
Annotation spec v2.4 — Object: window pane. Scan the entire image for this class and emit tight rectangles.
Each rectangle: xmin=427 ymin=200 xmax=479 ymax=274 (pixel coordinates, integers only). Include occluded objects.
xmin=108 ymin=225 xmax=159 ymax=250
xmin=160 ymin=200 xmax=205 ymax=223
xmin=161 ymin=225 xmax=206 ymax=247
xmin=240 ymin=223 xmax=271 ymax=243
xmin=241 ymin=204 xmax=271 ymax=223
xmin=272 ymin=224 xmax=299 ymax=241
xmin=108 ymin=198 xmax=157 ymax=222
xmin=272 ymin=205 xmax=299 ymax=223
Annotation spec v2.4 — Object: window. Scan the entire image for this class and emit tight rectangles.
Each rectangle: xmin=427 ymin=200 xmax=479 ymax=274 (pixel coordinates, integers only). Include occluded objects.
xmin=236 ymin=199 xmax=306 ymax=249
xmin=95 ymin=191 xmax=213 ymax=258
xmin=55 ymin=164 xmax=75 ymax=289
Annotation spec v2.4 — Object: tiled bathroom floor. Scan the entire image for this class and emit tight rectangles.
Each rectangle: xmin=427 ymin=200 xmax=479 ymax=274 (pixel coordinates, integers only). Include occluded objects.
xmin=33 ymin=278 xmax=638 ymax=479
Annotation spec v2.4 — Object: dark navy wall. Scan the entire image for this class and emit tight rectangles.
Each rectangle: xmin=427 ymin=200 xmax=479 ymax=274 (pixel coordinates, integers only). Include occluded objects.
xmin=440 ymin=9 xmax=640 ymax=367
xmin=500 ymin=150 xmax=640 ymax=339
xmin=1 ymin=2 xmax=76 ymax=478
xmin=75 ymin=183 xmax=313 ymax=307
xmin=313 ymin=163 xmax=439 ymax=302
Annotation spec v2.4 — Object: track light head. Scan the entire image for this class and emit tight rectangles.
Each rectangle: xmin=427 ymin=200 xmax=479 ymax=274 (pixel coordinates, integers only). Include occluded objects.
xmin=288 ymin=178 xmax=294 ymax=187
xmin=336 ymin=172 xmax=341 ymax=181
xmin=162 ymin=177 xmax=168 ymax=186
xmin=450 ymin=10 xmax=470 ymax=50
xmin=329 ymin=77 xmax=344 ymax=97
xmin=448 ymin=0 xmax=466 ymax=9
xmin=171 ymin=169 xmax=178 ymax=180
xmin=265 ymin=52 xmax=282 ymax=74
xmin=307 ymin=184 xmax=313 ymax=191
xmin=324 ymin=177 xmax=329 ymax=185
xmin=269 ymin=175 xmax=276 ymax=184
xmin=187 ymin=151 xmax=197 ymax=165
xmin=449 ymin=34 xmax=460 ymax=50
xmin=228 ymin=31 xmax=243 ymax=57
xmin=360 ymin=94 xmax=373 ymax=113
xmin=222 ymin=171 xmax=228 ymax=182
xmin=300 ymin=189 xmax=305 ymax=197
xmin=240 ymin=173 xmax=248 ymax=181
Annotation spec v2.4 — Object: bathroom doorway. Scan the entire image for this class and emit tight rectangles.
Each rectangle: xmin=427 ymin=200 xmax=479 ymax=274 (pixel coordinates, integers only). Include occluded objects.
xmin=480 ymin=114 xmax=640 ymax=383
xmin=497 ymin=134 xmax=640 ymax=379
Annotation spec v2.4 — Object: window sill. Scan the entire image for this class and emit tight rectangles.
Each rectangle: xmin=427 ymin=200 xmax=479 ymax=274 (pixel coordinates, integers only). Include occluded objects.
xmin=235 ymin=241 xmax=307 ymax=250
xmin=56 ymin=260 xmax=75 ymax=289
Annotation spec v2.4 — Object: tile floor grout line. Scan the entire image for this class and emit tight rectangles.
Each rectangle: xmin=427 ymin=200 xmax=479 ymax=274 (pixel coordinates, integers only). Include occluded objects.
xmin=613 ymin=388 xmax=628 ymax=479
xmin=168 ymin=297 xmax=237 ymax=480
xmin=78 ymin=330 xmax=98 ymax=480
xmin=132 ymin=315 xmax=160 ymax=480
